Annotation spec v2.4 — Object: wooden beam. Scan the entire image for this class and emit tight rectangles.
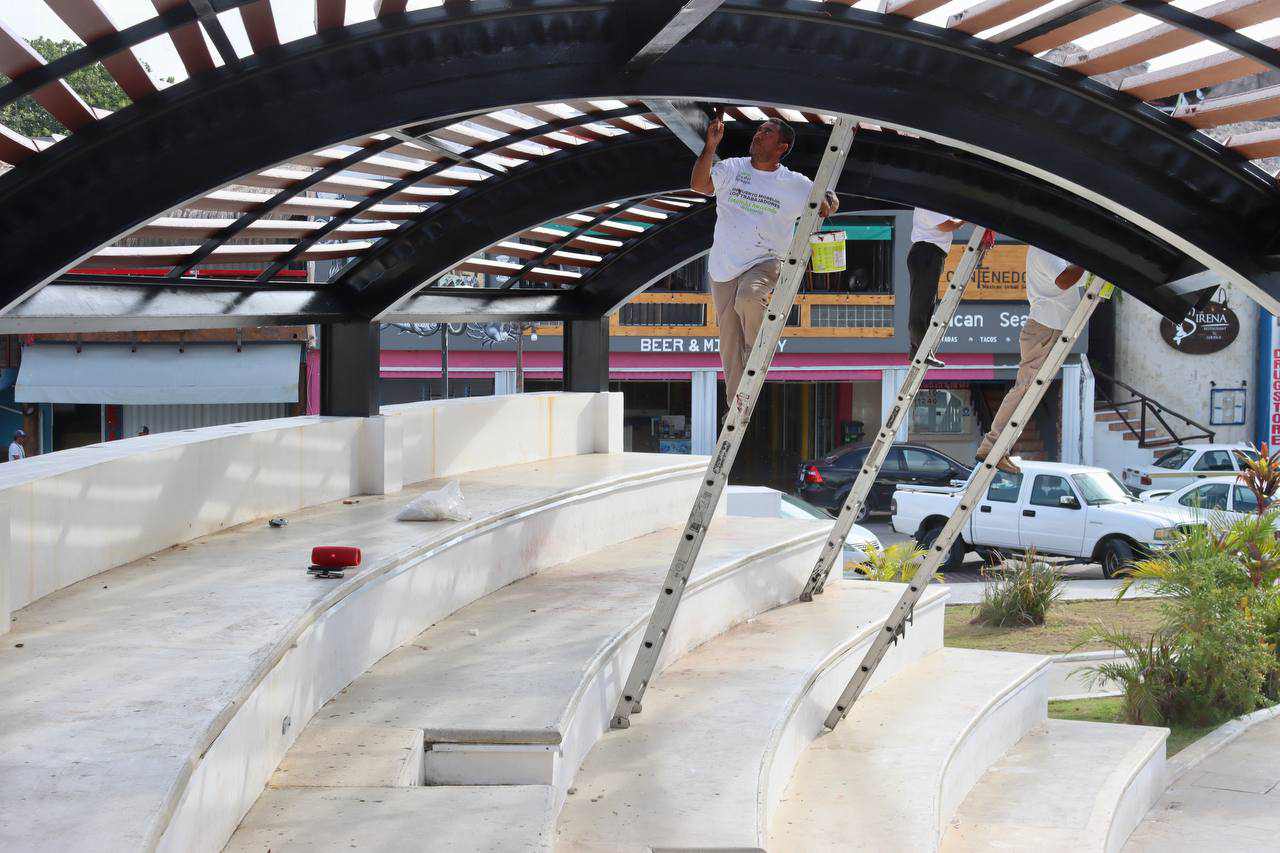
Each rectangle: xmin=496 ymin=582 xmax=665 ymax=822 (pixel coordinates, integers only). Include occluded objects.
xmin=1012 ymin=6 xmax=1135 ymax=54
xmin=948 ymin=0 xmax=1049 ymax=35
xmin=82 ymin=241 xmax=374 ymax=266
xmin=0 ymin=124 xmax=37 ymax=165
xmin=373 ymin=0 xmax=408 ymax=15
xmin=44 ymin=0 xmax=158 ymax=101
xmin=315 ymin=0 xmax=346 ymax=31
xmin=1120 ymin=35 xmax=1280 ymax=100
xmin=238 ymin=0 xmax=280 ymax=52
xmin=150 ymin=0 xmax=215 ymax=76
xmin=1173 ymin=83 xmax=1280 ymax=126
xmin=1065 ymin=0 xmax=1280 ymax=77
xmin=883 ymin=0 xmax=954 ymax=18
xmin=1224 ymin=126 xmax=1280 ymax=158
xmin=0 ymin=18 xmax=96 ymax=130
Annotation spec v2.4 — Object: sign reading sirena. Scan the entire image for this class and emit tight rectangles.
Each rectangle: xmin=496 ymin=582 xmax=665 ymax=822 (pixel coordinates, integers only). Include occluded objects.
xmin=1160 ymin=302 xmax=1239 ymax=355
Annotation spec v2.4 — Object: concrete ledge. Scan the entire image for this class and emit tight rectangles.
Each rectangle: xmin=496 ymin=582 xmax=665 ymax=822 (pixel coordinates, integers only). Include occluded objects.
xmin=557 ymin=580 xmax=949 ymax=850
xmin=770 ymin=647 xmax=1051 ymax=852
xmin=0 ymin=452 xmax=697 ymax=853
xmin=1 ymin=391 xmax=620 ymax=619
xmin=1163 ymin=701 xmax=1280 ymax=787
xmin=292 ymin=519 xmax=828 ymax=815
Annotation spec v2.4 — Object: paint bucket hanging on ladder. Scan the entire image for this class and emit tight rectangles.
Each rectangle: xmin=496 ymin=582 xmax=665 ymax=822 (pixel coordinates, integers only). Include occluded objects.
xmin=810 ymin=231 xmax=847 ymax=273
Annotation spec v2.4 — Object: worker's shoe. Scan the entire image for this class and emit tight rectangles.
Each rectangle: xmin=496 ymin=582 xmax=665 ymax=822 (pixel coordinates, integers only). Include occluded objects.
xmin=975 ymin=452 xmax=1021 ymax=475
xmin=922 ymin=355 xmax=946 ymax=369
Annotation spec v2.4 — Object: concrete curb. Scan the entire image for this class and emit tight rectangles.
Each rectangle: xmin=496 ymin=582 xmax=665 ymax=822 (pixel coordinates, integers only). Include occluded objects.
xmin=1164 ymin=702 xmax=1280 ymax=787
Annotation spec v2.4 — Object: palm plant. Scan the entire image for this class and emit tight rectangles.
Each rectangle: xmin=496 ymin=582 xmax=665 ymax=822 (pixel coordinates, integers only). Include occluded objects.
xmin=973 ymin=547 xmax=1063 ymax=627
xmin=851 ymin=541 xmax=939 ymax=583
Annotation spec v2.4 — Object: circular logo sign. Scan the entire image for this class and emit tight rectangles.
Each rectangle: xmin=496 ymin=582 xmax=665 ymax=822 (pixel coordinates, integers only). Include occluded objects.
xmin=1160 ymin=302 xmax=1239 ymax=355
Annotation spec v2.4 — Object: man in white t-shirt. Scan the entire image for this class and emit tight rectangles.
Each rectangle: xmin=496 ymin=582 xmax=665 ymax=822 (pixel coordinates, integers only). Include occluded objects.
xmin=977 ymin=246 xmax=1084 ymax=474
xmin=8 ymin=428 xmax=26 ymax=462
xmin=907 ymin=209 xmax=963 ymax=363
xmin=692 ymin=113 xmax=838 ymax=398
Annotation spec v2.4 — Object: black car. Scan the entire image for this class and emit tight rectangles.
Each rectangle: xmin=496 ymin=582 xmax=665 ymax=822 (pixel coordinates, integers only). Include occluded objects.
xmin=795 ymin=442 xmax=972 ymax=521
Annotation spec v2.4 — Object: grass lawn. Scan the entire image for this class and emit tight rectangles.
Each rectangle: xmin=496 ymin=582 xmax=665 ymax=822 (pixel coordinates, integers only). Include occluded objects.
xmin=944 ymin=598 xmax=1166 ymax=655
xmin=1048 ymin=696 xmax=1217 ymax=757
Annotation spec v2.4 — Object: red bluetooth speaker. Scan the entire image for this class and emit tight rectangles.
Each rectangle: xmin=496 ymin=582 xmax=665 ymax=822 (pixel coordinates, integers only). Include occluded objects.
xmin=311 ymin=546 xmax=362 ymax=568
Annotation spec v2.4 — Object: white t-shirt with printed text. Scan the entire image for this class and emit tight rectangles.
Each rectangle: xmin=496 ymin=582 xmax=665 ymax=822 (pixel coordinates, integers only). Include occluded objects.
xmin=910 ymin=209 xmax=960 ymax=253
xmin=708 ymin=157 xmax=814 ymax=282
xmin=1025 ymin=246 xmax=1083 ymax=330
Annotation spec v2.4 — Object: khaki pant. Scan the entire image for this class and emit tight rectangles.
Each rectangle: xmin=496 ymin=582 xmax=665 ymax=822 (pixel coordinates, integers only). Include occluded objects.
xmin=978 ymin=318 xmax=1057 ymax=457
xmin=711 ymin=259 xmax=781 ymax=398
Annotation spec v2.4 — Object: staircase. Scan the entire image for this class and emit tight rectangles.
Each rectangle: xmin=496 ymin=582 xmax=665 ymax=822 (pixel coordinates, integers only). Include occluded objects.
xmin=1091 ymin=370 xmax=1215 ymax=478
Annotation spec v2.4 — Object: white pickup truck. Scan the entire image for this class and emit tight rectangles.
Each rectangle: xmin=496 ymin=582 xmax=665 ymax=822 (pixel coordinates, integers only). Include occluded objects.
xmin=891 ymin=460 xmax=1203 ymax=577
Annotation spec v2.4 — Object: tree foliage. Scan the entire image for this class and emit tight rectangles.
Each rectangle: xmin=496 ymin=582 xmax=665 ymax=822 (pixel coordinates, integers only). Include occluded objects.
xmin=0 ymin=37 xmax=166 ymax=139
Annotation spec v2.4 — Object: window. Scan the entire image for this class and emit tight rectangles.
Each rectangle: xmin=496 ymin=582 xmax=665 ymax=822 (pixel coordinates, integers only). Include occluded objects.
xmin=910 ymin=389 xmax=969 ymax=435
xmin=836 ymin=447 xmax=868 ymax=469
xmin=986 ymin=472 xmax=1022 ymax=503
xmin=902 ymin=447 xmax=952 ymax=475
xmin=1179 ymin=483 xmax=1230 ymax=511
xmin=1194 ymin=450 xmax=1236 ymax=472
xmin=1153 ymin=447 xmax=1193 ymax=470
xmin=882 ymin=447 xmax=906 ymax=472
xmin=1071 ymin=472 xmax=1132 ymax=505
xmin=1030 ymin=475 xmax=1077 ymax=508
xmin=1234 ymin=485 xmax=1260 ymax=514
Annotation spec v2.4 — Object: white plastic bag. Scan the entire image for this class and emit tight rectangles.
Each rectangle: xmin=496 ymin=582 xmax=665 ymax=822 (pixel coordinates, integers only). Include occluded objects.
xmin=396 ymin=480 xmax=472 ymax=522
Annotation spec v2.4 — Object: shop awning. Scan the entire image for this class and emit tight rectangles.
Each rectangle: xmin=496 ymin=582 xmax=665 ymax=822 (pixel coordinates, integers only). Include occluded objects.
xmin=15 ymin=343 xmax=300 ymax=405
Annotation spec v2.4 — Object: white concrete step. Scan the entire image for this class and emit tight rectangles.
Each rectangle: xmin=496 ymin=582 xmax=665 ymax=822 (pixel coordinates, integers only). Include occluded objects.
xmin=943 ymin=719 xmax=1167 ymax=853
xmin=768 ymin=647 xmax=1051 ymax=852
xmin=555 ymin=579 xmax=949 ymax=851
xmin=253 ymin=519 xmax=827 ymax=801
xmin=225 ymin=786 xmax=557 ymax=853
xmin=0 ymin=452 xmax=704 ymax=853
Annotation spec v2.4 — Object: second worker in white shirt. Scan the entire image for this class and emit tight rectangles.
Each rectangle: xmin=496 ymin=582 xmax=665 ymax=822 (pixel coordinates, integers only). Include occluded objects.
xmin=692 ymin=113 xmax=838 ymax=401
xmin=977 ymin=246 xmax=1085 ymax=474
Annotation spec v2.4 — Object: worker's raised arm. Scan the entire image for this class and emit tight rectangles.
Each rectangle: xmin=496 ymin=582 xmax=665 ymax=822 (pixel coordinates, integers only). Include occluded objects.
xmin=937 ymin=218 xmax=964 ymax=233
xmin=1056 ymin=264 xmax=1085 ymax=290
xmin=691 ymin=111 xmax=724 ymax=195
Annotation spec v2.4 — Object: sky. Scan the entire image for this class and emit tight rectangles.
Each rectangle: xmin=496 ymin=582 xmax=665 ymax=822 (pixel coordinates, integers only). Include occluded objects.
xmin=3 ymin=0 xmax=1277 ymax=86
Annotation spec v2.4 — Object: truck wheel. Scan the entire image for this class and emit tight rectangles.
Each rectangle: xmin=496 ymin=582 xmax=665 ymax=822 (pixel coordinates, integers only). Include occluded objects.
xmin=919 ymin=524 xmax=965 ymax=573
xmin=1098 ymin=539 xmax=1135 ymax=579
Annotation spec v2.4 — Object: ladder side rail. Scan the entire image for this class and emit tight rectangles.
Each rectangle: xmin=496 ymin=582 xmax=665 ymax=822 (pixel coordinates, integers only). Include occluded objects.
xmin=823 ymin=274 xmax=1108 ymax=731
xmin=801 ymin=226 xmax=993 ymax=600
xmin=610 ymin=119 xmax=857 ymax=730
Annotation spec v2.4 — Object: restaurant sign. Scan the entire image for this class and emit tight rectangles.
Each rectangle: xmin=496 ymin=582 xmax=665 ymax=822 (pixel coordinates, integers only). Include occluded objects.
xmin=1160 ymin=301 xmax=1239 ymax=355
xmin=936 ymin=244 xmax=1028 ymax=301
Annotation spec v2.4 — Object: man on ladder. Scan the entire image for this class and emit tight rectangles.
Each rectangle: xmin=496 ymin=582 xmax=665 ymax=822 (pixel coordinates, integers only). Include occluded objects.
xmin=693 ymin=111 xmax=839 ymax=399
xmin=976 ymin=247 xmax=1086 ymax=475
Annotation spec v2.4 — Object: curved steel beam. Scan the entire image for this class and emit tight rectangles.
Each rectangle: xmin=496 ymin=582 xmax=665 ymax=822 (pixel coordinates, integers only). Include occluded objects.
xmin=343 ymin=126 xmax=1195 ymax=323
xmin=0 ymin=0 xmax=1274 ymax=315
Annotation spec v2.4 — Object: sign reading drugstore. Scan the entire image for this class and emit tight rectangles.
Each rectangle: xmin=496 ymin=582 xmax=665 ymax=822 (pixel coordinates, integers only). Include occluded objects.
xmin=1160 ymin=301 xmax=1239 ymax=355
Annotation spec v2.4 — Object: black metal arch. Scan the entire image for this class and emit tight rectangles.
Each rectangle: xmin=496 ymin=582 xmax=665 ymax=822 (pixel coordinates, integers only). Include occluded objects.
xmin=0 ymin=0 xmax=1276 ymax=319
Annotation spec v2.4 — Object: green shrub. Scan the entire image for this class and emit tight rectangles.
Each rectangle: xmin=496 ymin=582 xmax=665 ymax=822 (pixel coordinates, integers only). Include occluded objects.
xmin=973 ymin=548 xmax=1062 ymax=627
xmin=851 ymin=541 xmax=938 ymax=583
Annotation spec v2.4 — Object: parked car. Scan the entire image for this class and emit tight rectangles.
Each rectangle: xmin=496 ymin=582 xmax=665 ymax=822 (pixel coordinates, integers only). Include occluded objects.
xmin=1139 ymin=475 xmax=1268 ymax=524
xmin=891 ymin=461 xmax=1203 ymax=577
xmin=725 ymin=486 xmax=881 ymax=566
xmin=795 ymin=442 xmax=972 ymax=521
xmin=1122 ymin=443 xmax=1259 ymax=494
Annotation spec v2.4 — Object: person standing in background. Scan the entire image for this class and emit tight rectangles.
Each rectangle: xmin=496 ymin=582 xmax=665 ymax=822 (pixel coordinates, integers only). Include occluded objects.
xmin=8 ymin=428 xmax=26 ymax=461
xmin=907 ymin=209 xmax=963 ymax=366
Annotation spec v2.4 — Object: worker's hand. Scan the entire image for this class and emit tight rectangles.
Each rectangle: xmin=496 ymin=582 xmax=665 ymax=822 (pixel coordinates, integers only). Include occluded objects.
xmin=705 ymin=110 xmax=724 ymax=151
xmin=819 ymin=191 xmax=839 ymax=218
xmin=980 ymin=229 xmax=997 ymax=250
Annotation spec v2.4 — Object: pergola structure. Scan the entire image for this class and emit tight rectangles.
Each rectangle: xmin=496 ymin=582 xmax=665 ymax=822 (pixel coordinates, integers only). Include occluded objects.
xmin=2 ymin=0 xmax=1280 ymax=413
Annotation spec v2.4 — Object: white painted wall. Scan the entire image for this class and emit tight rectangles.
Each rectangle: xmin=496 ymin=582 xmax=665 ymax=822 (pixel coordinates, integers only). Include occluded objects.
xmin=0 ymin=392 xmax=622 ymax=633
xmin=1113 ymin=290 xmax=1257 ymax=445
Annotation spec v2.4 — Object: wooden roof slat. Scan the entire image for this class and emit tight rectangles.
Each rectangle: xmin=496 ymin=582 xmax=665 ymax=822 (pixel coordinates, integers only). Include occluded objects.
xmin=239 ymin=0 xmax=280 ymax=52
xmin=44 ymin=0 xmax=157 ymax=102
xmin=516 ymin=226 xmax=624 ymax=251
xmin=1224 ymin=126 xmax=1280 ymax=158
xmin=1014 ymin=6 xmax=1134 ymax=54
xmin=491 ymin=241 xmax=604 ymax=267
xmin=1065 ymin=0 xmax=1280 ymax=77
xmin=132 ymin=217 xmax=397 ymax=240
xmin=150 ymin=0 xmax=215 ymax=76
xmin=195 ymin=189 xmax=427 ymax=220
xmin=1119 ymin=35 xmax=1280 ymax=100
xmin=373 ymin=0 xmax=409 ymax=16
xmin=884 ymin=0 xmax=954 ymax=18
xmin=0 ymin=123 xmax=37 ymax=165
xmin=236 ymin=167 xmax=461 ymax=201
xmin=0 ymin=19 xmax=96 ymax=131
xmin=456 ymin=257 xmax=581 ymax=286
xmin=84 ymin=241 xmax=374 ymax=266
xmin=553 ymin=213 xmax=646 ymax=239
xmin=1173 ymin=83 xmax=1280 ymax=126
xmin=315 ymin=0 xmax=346 ymax=30
xmin=948 ymin=0 xmax=1051 ymax=36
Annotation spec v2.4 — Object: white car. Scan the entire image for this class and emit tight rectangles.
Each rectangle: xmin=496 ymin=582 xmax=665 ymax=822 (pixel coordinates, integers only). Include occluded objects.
xmin=725 ymin=486 xmax=881 ymax=566
xmin=891 ymin=461 xmax=1203 ymax=578
xmin=1122 ymin=443 xmax=1259 ymax=494
xmin=1139 ymin=476 xmax=1264 ymax=523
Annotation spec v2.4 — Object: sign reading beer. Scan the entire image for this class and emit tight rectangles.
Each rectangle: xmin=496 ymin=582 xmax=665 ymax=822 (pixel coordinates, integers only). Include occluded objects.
xmin=1160 ymin=302 xmax=1239 ymax=355
xmin=936 ymin=244 xmax=1028 ymax=301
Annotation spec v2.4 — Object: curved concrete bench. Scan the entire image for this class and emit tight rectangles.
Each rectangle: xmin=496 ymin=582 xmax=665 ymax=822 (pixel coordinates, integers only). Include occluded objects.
xmin=769 ymin=647 xmax=1051 ymax=851
xmin=0 ymin=452 xmax=699 ymax=853
xmin=556 ymin=579 xmax=949 ymax=850
xmin=943 ymin=719 xmax=1167 ymax=853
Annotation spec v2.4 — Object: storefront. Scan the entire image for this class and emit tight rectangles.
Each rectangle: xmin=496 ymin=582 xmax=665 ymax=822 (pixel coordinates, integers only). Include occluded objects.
xmin=380 ymin=210 xmax=1093 ymax=490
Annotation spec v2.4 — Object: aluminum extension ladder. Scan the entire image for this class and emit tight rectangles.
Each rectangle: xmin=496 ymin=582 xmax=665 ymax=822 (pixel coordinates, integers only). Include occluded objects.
xmin=823 ymin=271 xmax=1110 ymax=730
xmin=611 ymin=117 xmax=857 ymax=729
xmin=800 ymin=225 xmax=996 ymax=602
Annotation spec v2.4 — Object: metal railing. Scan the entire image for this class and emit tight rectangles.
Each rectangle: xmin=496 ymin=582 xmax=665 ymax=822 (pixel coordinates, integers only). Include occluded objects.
xmin=1092 ymin=368 xmax=1215 ymax=448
